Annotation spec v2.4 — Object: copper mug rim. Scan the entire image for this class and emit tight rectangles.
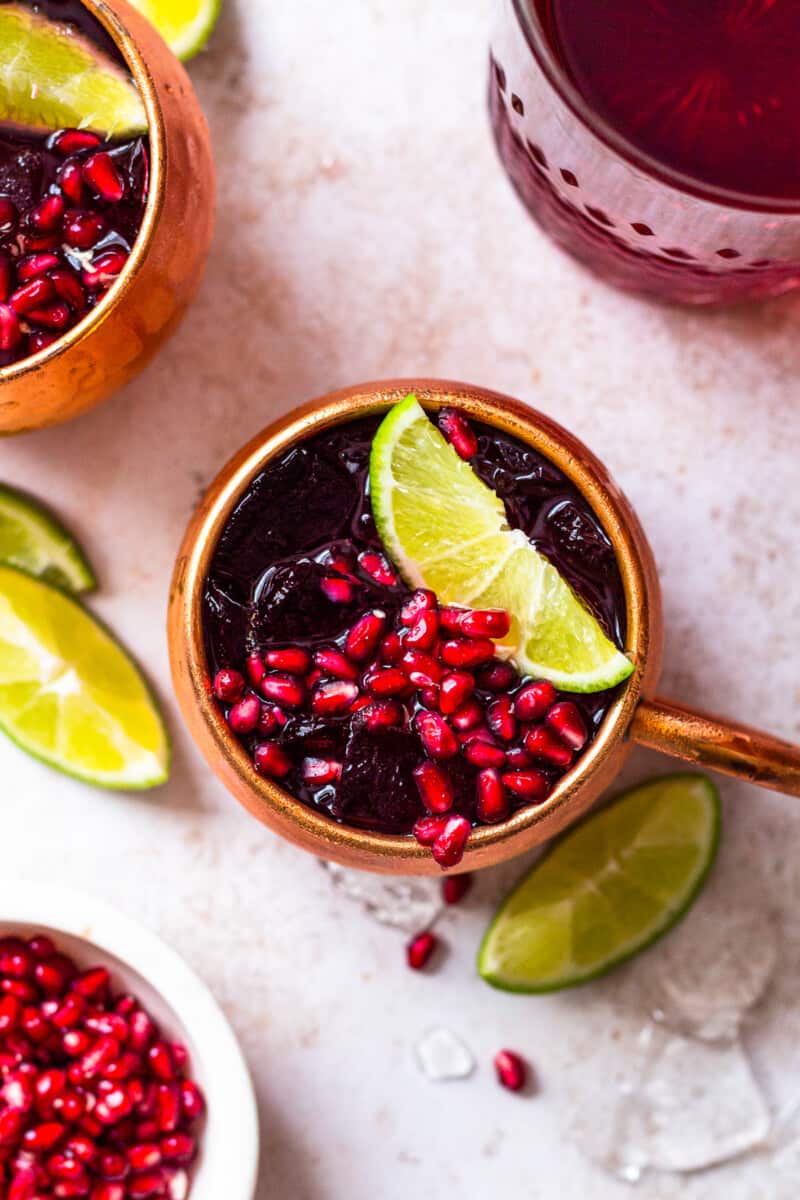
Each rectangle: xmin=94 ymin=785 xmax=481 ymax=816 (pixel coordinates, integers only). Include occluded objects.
xmin=0 ymin=0 xmax=165 ymax=385
xmin=168 ymin=379 xmax=800 ymax=875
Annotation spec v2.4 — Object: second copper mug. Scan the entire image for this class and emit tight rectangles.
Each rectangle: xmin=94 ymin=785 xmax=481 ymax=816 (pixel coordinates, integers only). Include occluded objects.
xmin=168 ymin=381 xmax=800 ymax=875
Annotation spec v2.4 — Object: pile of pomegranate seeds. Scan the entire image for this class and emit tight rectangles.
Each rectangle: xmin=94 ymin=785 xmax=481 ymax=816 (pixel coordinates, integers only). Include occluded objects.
xmin=0 ymin=934 xmax=204 ymax=1199
xmin=0 ymin=127 xmax=147 ymax=367
xmin=214 ymin=586 xmax=591 ymax=869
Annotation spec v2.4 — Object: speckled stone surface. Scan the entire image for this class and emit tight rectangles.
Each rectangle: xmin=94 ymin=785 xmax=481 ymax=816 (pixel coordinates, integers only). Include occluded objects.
xmin=3 ymin=2 xmax=800 ymax=1196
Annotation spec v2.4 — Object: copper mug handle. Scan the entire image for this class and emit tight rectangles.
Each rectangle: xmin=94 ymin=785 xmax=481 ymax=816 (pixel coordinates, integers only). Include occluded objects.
xmin=629 ymin=697 xmax=800 ymax=797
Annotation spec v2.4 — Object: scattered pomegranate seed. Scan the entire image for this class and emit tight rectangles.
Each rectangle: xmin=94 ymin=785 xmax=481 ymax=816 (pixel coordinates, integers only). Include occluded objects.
xmin=311 ymin=681 xmax=359 ymax=716
xmin=227 ymin=696 xmax=261 ymax=735
xmin=320 ymin=576 xmax=354 ymax=604
xmin=265 ymin=647 xmax=311 ymax=675
xmin=83 ymin=152 xmax=125 ymax=202
xmin=413 ymin=761 xmax=454 ymax=814
xmin=363 ymin=700 xmax=404 ymax=732
xmin=438 ymin=407 xmax=479 ymax=459
xmin=502 ymin=770 xmax=550 ymax=800
xmin=54 ymin=129 xmax=102 ymax=155
xmin=260 ymin=674 xmax=305 ymax=708
xmin=442 ymin=874 xmax=472 ymax=905
xmin=345 ymin=610 xmax=387 ymax=663
xmin=363 ymin=667 xmax=410 ymax=698
xmin=438 ymin=671 xmax=474 ymax=715
xmin=314 ymin=647 xmax=359 ymax=680
xmin=406 ymin=932 xmax=438 ymax=971
xmin=524 ymin=725 xmax=573 ymax=767
xmin=415 ymin=712 xmax=459 ymax=760
xmin=432 ymin=815 xmax=472 ymax=869
xmin=400 ymin=589 xmax=436 ymax=625
xmin=440 ymin=638 xmax=496 ymax=668
xmin=212 ymin=669 xmax=244 ymax=703
xmin=546 ymin=701 xmax=589 ymax=750
xmin=358 ymin=551 xmax=398 ymax=587
xmin=494 ymin=1049 xmax=528 ymax=1092
xmin=460 ymin=609 xmax=511 ymax=639
xmin=404 ymin=609 xmax=439 ymax=651
xmin=301 ymin=757 xmax=342 ymax=785
xmin=487 ymin=695 xmax=517 ymax=742
xmin=400 ymin=649 xmax=442 ymax=688
xmin=254 ymin=742 xmax=292 ymax=779
xmin=514 ymin=681 xmax=557 ymax=722
xmin=476 ymin=768 xmax=510 ymax=822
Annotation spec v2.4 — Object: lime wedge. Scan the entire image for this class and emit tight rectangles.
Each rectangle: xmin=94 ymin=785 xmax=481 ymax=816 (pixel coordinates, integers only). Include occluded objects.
xmin=127 ymin=0 xmax=221 ymax=60
xmin=0 ymin=484 xmax=96 ymax=595
xmin=0 ymin=5 xmax=146 ymax=135
xmin=0 ymin=565 xmax=169 ymax=789
xmin=478 ymin=774 xmax=721 ymax=992
xmin=370 ymin=395 xmax=633 ymax=692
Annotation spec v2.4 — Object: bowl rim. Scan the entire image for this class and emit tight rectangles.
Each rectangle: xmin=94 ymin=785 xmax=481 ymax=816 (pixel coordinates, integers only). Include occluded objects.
xmin=0 ymin=0 xmax=165 ymax=382
xmin=0 ymin=880 xmax=259 ymax=1199
xmin=169 ymin=378 xmax=662 ymax=872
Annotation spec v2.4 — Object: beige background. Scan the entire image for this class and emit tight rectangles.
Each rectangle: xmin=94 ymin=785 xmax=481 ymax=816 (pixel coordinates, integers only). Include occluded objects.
xmin=3 ymin=1 xmax=800 ymax=1196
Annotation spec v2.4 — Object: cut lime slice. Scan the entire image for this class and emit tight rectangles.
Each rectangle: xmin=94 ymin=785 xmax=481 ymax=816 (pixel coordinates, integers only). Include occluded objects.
xmin=370 ymin=395 xmax=633 ymax=692
xmin=478 ymin=774 xmax=721 ymax=992
xmin=0 ymin=565 xmax=169 ymax=789
xmin=0 ymin=5 xmax=147 ymax=135
xmin=127 ymin=0 xmax=221 ymax=60
xmin=0 ymin=484 xmax=96 ymax=595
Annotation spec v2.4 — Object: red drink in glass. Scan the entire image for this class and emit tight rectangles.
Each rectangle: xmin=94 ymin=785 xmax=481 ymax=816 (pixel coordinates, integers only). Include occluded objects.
xmin=490 ymin=0 xmax=800 ymax=304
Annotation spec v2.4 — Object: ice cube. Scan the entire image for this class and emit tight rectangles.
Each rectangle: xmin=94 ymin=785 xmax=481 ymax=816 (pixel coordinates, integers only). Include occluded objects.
xmin=322 ymin=862 xmax=441 ymax=933
xmin=414 ymin=1027 xmax=476 ymax=1082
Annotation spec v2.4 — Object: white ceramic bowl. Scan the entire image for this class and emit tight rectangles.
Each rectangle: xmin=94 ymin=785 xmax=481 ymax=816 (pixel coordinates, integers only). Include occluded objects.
xmin=0 ymin=882 xmax=259 ymax=1200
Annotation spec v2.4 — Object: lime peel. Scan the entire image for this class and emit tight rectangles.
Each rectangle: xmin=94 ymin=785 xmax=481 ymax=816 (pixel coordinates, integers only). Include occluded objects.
xmin=128 ymin=0 xmax=221 ymax=60
xmin=370 ymin=394 xmax=634 ymax=693
xmin=0 ymin=484 xmax=96 ymax=594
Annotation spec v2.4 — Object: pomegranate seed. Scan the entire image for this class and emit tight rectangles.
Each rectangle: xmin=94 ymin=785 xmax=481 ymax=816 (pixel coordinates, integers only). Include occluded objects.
xmin=0 ymin=250 xmax=12 ymax=300
xmin=35 ymin=1067 xmax=66 ymax=1107
xmin=257 ymin=704 xmax=282 ymax=735
xmin=245 ymin=653 xmax=265 ymax=686
xmin=450 ymin=698 xmax=484 ymax=731
xmin=212 ymin=669 xmax=244 ymax=703
xmin=438 ymin=606 xmax=466 ymax=634
xmin=21 ymin=1006 xmax=49 ymax=1041
xmin=81 ymin=249 xmax=128 ymax=292
xmin=27 ymin=301 xmax=72 ymax=330
xmin=52 ymin=994 xmax=85 ymax=1029
xmin=460 ymin=609 xmax=511 ymax=639
xmin=2 ymin=1070 xmax=34 ymax=1111
xmin=128 ymin=1010 xmax=156 ymax=1052
xmin=66 ymin=1133 xmax=98 ymax=1163
xmin=1 ymin=978 xmax=37 ymax=1001
xmin=83 ymin=152 xmax=125 ymax=202
xmin=0 ymin=198 xmax=18 ymax=233
xmin=358 ymin=551 xmax=398 ymax=586
xmin=418 ymin=685 xmax=440 ymax=709
xmin=98 ymin=1150 xmax=128 ymax=1179
xmin=9 ymin=277 xmax=56 ymax=315
xmin=546 ymin=701 xmax=589 ymax=750
xmin=477 ymin=660 xmax=519 ymax=691
xmin=486 ymin=695 xmax=517 ymax=742
xmin=400 ymin=589 xmax=437 ymax=625
xmin=514 ymin=681 xmax=557 ymax=722
xmin=160 ymin=1133 xmax=195 ymax=1164
xmin=54 ymin=129 xmax=102 ymax=155
xmin=320 ymin=576 xmax=354 ymax=604
xmin=363 ymin=667 xmax=410 ymax=698
xmin=0 ymin=995 xmax=20 ymax=1033
xmin=79 ymin=1036 xmax=122 ymax=1081
xmin=476 ymin=769 xmax=510 ymax=823
xmin=260 ymin=673 xmax=305 ymax=708
xmin=494 ymin=1049 xmax=528 ymax=1092
xmin=404 ymin=610 xmax=439 ymax=651
xmin=23 ymin=1120 xmax=67 ymax=1151
xmin=96 ymin=1086 xmax=134 ymax=1126
xmin=127 ymin=1171 xmax=167 ymax=1198
xmin=441 ymin=638 xmax=495 ymax=668
xmin=524 ymin=724 xmax=573 ymax=767
xmin=412 ymin=815 xmax=449 ymax=846
xmin=413 ymin=761 xmax=454 ymax=814
xmin=314 ymin=647 xmax=358 ymax=680
xmin=155 ymin=1083 xmax=180 ymax=1132
xmin=28 ymin=330 xmax=59 ymax=353
xmin=464 ymin=738 xmax=506 ymax=768
xmin=93 ymin=1187 xmax=126 ymax=1200
xmin=57 ymin=159 xmax=84 ymax=204
xmin=363 ymin=700 xmax=404 ymax=732
xmin=265 ymin=647 xmax=311 ymax=674
xmin=442 ymin=874 xmax=472 ymax=904
xmin=400 ymin=649 xmax=442 ymax=688
xmin=301 ymin=757 xmax=342 ymax=785
xmin=415 ymin=711 xmax=459 ymax=760
xmin=17 ymin=253 xmax=58 ymax=283
xmin=253 ymin=742 xmax=292 ymax=779
xmin=379 ymin=631 xmax=403 ymax=664
xmin=506 ymin=746 xmax=535 ymax=769
xmin=178 ymin=1080 xmax=205 ymax=1122
xmin=29 ymin=193 xmax=65 ymax=232
xmin=345 ymin=610 xmax=386 ymax=663
xmin=438 ymin=671 xmax=474 ymax=715
xmin=502 ymin=770 xmax=550 ymax=800
xmin=148 ymin=1042 xmax=176 ymax=1081
xmin=9 ymin=1165 xmax=38 ymax=1200
xmin=62 ymin=1030 xmax=91 ymax=1056
xmin=227 ymin=695 xmax=262 ymax=735
xmin=50 ymin=269 xmax=87 ymax=312
xmin=432 ymin=815 xmax=472 ymax=869
xmin=128 ymin=1142 xmax=162 ymax=1171
xmin=438 ymin=407 xmax=478 ymax=459
xmin=0 ymin=1106 xmax=25 ymax=1144
xmin=62 ymin=210 xmax=107 ymax=249
xmin=406 ymin=932 xmax=438 ymax=970
xmin=311 ymin=680 xmax=359 ymax=716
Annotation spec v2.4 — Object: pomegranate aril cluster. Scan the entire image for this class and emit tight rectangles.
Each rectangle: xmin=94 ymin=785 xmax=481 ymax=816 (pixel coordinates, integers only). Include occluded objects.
xmin=214 ymin=581 xmax=592 ymax=870
xmin=0 ymin=935 xmax=204 ymax=1199
xmin=0 ymin=127 xmax=147 ymax=367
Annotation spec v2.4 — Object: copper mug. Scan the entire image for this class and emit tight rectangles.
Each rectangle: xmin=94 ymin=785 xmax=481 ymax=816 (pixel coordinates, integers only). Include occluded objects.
xmin=0 ymin=0 xmax=215 ymax=435
xmin=168 ymin=380 xmax=800 ymax=875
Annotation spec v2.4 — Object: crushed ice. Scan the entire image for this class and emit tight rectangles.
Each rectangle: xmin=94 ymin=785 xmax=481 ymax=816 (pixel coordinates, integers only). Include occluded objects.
xmin=321 ymin=861 xmax=442 ymax=933
xmin=414 ymin=1027 xmax=476 ymax=1082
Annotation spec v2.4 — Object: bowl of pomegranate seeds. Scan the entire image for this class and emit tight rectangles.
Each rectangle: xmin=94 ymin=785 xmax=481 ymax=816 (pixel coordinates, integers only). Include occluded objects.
xmin=0 ymin=882 xmax=258 ymax=1199
xmin=0 ymin=0 xmax=214 ymax=434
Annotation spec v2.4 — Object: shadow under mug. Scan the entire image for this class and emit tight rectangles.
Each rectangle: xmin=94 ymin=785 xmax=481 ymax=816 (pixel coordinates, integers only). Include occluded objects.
xmin=168 ymin=380 xmax=800 ymax=875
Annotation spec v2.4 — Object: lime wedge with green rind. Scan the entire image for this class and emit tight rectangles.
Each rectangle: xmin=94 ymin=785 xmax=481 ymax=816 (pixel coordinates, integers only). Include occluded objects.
xmin=127 ymin=0 xmax=221 ymax=60
xmin=478 ymin=774 xmax=721 ymax=993
xmin=0 ymin=565 xmax=169 ymax=789
xmin=0 ymin=5 xmax=147 ymax=135
xmin=370 ymin=395 xmax=633 ymax=692
xmin=0 ymin=484 xmax=96 ymax=594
